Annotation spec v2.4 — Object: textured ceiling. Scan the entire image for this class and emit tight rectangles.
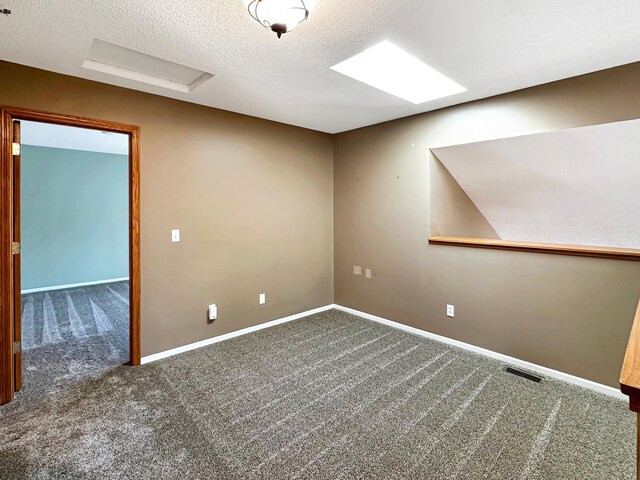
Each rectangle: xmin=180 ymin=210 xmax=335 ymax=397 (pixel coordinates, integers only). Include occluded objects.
xmin=432 ymin=119 xmax=640 ymax=249
xmin=21 ymin=121 xmax=129 ymax=155
xmin=1 ymin=1 xmax=639 ymax=133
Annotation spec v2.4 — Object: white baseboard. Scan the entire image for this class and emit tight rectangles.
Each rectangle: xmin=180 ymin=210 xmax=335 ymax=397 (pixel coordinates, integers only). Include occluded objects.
xmin=140 ymin=304 xmax=336 ymax=365
xmin=334 ymin=304 xmax=625 ymax=400
xmin=21 ymin=277 xmax=130 ymax=294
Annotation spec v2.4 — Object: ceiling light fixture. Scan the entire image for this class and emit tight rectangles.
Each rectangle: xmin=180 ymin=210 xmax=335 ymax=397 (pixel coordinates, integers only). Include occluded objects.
xmin=331 ymin=41 xmax=466 ymax=104
xmin=243 ymin=0 xmax=317 ymax=38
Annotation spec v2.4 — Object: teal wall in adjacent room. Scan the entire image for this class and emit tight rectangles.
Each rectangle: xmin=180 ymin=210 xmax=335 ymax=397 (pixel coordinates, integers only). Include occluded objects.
xmin=21 ymin=145 xmax=129 ymax=290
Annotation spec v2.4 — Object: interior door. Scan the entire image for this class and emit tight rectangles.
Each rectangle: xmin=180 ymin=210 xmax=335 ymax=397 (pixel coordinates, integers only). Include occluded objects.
xmin=12 ymin=120 xmax=21 ymax=392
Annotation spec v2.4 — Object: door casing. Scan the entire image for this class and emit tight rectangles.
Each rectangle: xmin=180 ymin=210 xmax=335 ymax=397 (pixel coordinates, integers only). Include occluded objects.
xmin=12 ymin=119 xmax=21 ymax=392
xmin=0 ymin=106 xmax=141 ymax=405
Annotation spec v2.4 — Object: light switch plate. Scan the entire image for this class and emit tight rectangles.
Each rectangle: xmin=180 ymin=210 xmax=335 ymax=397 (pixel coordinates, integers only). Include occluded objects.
xmin=171 ymin=229 xmax=180 ymax=242
xmin=259 ymin=293 xmax=266 ymax=305
xmin=365 ymin=268 xmax=372 ymax=279
xmin=353 ymin=266 xmax=362 ymax=275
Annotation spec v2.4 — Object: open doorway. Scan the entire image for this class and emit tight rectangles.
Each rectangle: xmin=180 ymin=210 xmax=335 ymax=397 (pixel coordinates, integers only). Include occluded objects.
xmin=0 ymin=107 xmax=141 ymax=405
xmin=20 ymin=121 xmax=130 ymax=394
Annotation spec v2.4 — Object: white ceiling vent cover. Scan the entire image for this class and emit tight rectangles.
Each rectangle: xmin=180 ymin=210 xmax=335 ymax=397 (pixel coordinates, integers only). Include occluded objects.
xmin=82 ymin=39 xmax=213 ymax=93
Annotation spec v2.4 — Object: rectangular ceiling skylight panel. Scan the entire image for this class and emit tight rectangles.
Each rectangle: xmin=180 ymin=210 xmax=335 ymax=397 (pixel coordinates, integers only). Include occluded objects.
xmin=330 ymin=41 xmax=466 ymax=104
xmin=82 ymin=39 xmax=213 ymax=93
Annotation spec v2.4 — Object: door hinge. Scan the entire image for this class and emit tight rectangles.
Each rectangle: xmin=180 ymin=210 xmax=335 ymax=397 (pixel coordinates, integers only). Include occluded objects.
xmin=11 ymin=242 xmax=20 ymax=255
xmin=12 ymin=143 xmax=20 ymax=156
xmin=13 ymin=341 xmax=21 ymax=354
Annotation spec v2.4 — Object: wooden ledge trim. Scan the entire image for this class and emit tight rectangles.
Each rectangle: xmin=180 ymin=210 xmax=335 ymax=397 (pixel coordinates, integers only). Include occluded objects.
xmin=621 ymin=299 xmax=640 ymax=411
xmin=428 ymin=236 xmax=640 ymax=261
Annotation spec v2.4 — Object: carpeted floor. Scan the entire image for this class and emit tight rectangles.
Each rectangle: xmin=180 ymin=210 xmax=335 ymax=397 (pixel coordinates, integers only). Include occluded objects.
xmin=17 ymin=281 xmax=130 ymax=399
xmin=0 ymin=308 xmax=635 ymax=479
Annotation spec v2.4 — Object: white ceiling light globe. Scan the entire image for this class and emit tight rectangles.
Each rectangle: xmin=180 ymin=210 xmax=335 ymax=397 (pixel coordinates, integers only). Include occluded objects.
xmin=243 ymin=0 xmax=318 ymax=38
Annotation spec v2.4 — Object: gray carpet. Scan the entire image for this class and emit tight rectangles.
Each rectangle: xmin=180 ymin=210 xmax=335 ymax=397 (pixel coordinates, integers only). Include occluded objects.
xmin=0 ymin=309 xmax=635 ymax=479
xmin=16 ymin=281 xmax=130 ymax=398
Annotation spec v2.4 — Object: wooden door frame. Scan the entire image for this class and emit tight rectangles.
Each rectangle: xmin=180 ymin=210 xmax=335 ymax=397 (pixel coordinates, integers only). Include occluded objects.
xmin=0 ymin=106 xmax=141 ymax=405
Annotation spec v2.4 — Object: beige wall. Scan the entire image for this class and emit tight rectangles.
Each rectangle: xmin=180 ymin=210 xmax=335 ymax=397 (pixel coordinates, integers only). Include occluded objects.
xmin=429 ymin=153 xmax=499 ymax=239
xmin=0 ymin=61 xmax=334 ymax=357
xmin=334 ymin=62 xmax=640 ymax=388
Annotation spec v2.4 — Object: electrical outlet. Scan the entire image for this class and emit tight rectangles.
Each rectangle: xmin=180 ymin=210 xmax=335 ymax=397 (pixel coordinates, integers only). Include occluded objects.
xmin=353 ymin=266 xmax=362 ymax=275
xmin=208 ymin=304 xmax=217 ymax=321
xmin=259 ymin=293 xmax=266 ymax=305
xmin=447 ymin=304 xmax=455 ymax=318
xmin=365 ymin=268 xmax=372 ymax=279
